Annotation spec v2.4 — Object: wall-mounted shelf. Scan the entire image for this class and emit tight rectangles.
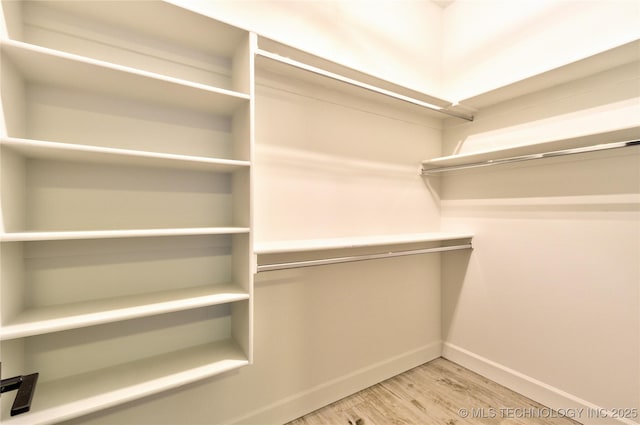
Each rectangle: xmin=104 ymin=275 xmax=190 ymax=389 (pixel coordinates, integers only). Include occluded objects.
xmin=2 ymin=339 xmax=248 ymax=425
xmin=255 ymin=232 xmax=473 ymax=255
xmin=1 ymin=40 xmax=250 ymax=115
xmin=1 ymin=138 xmax=250 ymax=172
xmin=0 ymin=228 xmax=250 ymax=242
xmin=255 ymin=233 xmax=473 ymax=272
xmin=255 ymin=37 xmax=473 ymax=121
xmin=1 ymin=284 xmax=250 ymax=340
xmin=457 ymin=39 xmax=640 ymax=110
xmin=422 ymin=127 xmax=640 ymax=175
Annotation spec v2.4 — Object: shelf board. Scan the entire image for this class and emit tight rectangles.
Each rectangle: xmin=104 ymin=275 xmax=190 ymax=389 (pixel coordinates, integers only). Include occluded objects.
xmin=421 ymin=127 xmax=640 ymax=174
xmin=1 ymin=284 xmax=249 ymax=340
xmin=1 ymin=227 xmax=250 ymax=242
xmin=1 ymin=138 xmax=250 ymax=172
xmin=255 ymin=37 xmax=471 ymax=121
xmin=2 ymin=340 xmax=248 ymax=425
xmin=254 ymin=232 xmax=474 ymax=255
xmin=457 ymin=39 xmax=640 ymax=110
xmin=1 ymin=40 xmax=250 ymax=114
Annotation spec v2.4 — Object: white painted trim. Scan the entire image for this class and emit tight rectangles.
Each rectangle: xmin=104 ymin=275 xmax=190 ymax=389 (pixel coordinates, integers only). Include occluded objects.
xmin=442 ymin=342 xmax=639 ymax=425
xmin=229 ymin=341 xmax=443 ymax=425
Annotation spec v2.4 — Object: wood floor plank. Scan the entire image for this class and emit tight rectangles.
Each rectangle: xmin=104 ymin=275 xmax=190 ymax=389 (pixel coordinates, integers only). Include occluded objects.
xmin=286 ymin=358 xmax=582 ymax=425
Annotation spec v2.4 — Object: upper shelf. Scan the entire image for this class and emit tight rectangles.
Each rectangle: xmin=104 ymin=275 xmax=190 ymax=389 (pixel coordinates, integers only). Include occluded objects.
xmin=255 ymin=37 xmax=473 ymax=121
xmin=3 ymin=0 xmax=250 ymax=93
xmin=421 ymin=127 xmax=640 ymax=175
xmin=254 ymin=232 xmax=474 ymax=255
xmin=1 ymin=40 xmax=250 ymax=115
xmin=456 ymin=39 xmax=640 ymax=110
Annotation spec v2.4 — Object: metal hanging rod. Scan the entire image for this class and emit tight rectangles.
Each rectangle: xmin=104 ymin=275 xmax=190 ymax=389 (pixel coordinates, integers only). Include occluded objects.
xmin=256 ymin=243 xmax=472 ymax=273
xmin=256 ymin=49 xmax=474 ymax=122
xmin=421 ymin=139 xmax=640 ymax=175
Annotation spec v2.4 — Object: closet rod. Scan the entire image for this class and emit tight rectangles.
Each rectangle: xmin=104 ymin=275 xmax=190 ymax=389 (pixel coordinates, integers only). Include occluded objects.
xmin=256 ymin=243 xmax=472 ymax=273
xmin=422 ymin=139 xmax=640 ymax=175
xmin=256 ymin=49 xmax=474 ymax=122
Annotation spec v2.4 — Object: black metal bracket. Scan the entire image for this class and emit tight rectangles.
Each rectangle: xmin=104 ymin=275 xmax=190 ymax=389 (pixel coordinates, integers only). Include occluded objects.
xmin=1 ymin=373 xmax=39 ymax=416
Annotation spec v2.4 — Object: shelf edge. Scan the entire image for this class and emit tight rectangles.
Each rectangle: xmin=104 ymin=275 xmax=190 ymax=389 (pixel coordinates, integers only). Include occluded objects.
xmin=1 ymin=137 xmax=251 ymax=170
xmin=254 ymin=232 xmax=474 ymax=255
xmin=0 ymin=228 xmax=251 ymax=242
xmin=0 ymin=287 xmax=250 ymax=341
xmin=1 ymin=342 xmax=248 ymax=425
xmin=1 ymin=38 xmax=251 ymax=101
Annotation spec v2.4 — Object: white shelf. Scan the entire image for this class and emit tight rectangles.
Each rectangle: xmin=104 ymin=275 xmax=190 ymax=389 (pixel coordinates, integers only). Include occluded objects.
xmin=21 ymin=0 xmax=248 ymax=59
xmin=1 ymin=138 xmax=250 ymax=172
xmin=0 ymin=227 xmax=250 ymax=242
xmin=1 ymin=284 xmax=249 ymax=340
xmin=2 ymin=340 xmax=248 ymax=425
xmin=421 ymin=127 xmax=640 ymax=173
xmin=1 ymin=40 xmax=250 ymax=115
xmin=254 ymin=232 xmax=474 ymax=255
xmin=255 ymin=37 xmax=471 ymax=121
xmin=457 ymin=39 xmax=640 ymax=110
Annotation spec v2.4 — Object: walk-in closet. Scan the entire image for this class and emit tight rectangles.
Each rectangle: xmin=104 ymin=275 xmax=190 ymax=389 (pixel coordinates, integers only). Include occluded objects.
xmin=1 ymin=1 xmax=638 ymax=424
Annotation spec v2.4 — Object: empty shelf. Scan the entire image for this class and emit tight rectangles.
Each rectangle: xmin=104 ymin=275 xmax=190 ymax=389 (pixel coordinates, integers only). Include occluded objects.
xmin=1 ymin=284 xmax=250 ymax=340
xmin=1 ymin=228 xmax=250 ymax=242
xmin=1 ymin=40 xmax=249 ymax=115
xmin=422 ymin=127 xmax=640 ymax=174
xmin=255 ymin=232 xmax=474 ymax=255
xmin=255 ymin=37 xmax=472 ymax=121
xmin=1 ymin=340 xmax=248 ymax=425
xmin=1 ymin=138 xmax=250 ymax=172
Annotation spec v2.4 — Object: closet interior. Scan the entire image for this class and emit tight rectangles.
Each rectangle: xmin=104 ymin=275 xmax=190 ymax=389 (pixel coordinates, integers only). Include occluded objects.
xmin=1 ymin=1 xmax=638 ymax=424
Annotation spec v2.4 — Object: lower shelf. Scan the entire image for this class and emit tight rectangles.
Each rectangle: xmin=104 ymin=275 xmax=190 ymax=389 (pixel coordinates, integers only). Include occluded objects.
xmin=2 ymin=339 xmax=248 ymax=425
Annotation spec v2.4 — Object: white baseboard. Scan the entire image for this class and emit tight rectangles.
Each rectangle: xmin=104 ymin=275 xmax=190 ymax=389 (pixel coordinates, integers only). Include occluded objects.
xmin=229 ymin=341 xmax=443 ymax=425
xmin=442 ymin=342 xmax=639 ymax=425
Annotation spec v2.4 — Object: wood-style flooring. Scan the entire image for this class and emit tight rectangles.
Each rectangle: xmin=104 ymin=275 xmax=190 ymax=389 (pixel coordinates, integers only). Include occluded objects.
xmin=286 ymin=358 xmax=581 ymax=425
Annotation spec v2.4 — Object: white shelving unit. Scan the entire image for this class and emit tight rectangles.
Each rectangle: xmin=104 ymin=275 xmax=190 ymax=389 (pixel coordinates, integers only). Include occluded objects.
xmin=0 ymin=1 xmax=254 ymax=423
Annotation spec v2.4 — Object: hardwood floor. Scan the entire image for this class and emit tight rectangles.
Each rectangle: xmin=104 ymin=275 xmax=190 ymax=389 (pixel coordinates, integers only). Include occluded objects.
xmin=286 ymin=358 xmax=582 ymax=425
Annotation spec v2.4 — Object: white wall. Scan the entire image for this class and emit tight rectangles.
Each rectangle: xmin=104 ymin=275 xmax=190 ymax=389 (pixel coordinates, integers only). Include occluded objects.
xmin=441 ymin=0 xmax=640 ymax=102
xmin=440 ymin=58 xmax=640 ymax=425
xmin=253 ymin=70 xmax=442 ymax=242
